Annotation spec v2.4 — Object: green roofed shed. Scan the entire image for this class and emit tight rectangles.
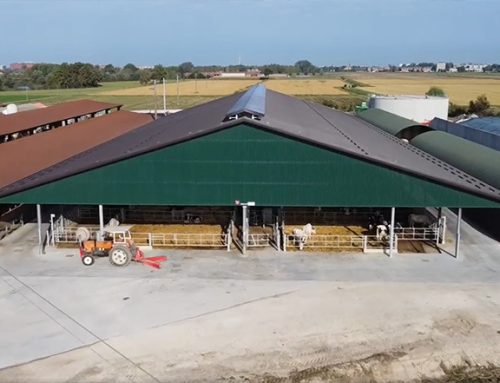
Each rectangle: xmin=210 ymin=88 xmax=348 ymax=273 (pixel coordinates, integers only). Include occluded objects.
xmin=357 ymin=108 xmax=432 ymax=140
xmin=411 ymin=131 xmax=500 ymax=191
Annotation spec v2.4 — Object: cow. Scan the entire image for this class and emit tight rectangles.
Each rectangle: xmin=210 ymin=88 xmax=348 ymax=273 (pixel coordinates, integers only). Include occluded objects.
xmin=408 ymin=213 xmax=433 ymax=227
xmin=292 ymin=223 xmax=316 ymax=250
xmin=376 ymin=224 xmax=389 ymax=241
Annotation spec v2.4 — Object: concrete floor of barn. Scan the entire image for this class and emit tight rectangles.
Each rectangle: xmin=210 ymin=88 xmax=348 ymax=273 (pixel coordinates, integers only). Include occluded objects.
xmin=0 ymin=208 xmax=499 ymax=383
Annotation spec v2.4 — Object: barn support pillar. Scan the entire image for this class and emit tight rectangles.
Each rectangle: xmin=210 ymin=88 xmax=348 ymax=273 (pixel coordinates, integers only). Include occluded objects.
xmin=389 ymin=207 xmax=395 ymax=257
xmin=98 ymin=205 xmax=104 ymax=238
xmin=37 ymin=204 xmax=42 ymax=254
xmin=280 ymin=207 xmax=286 ymax=252
xmin=242 ymin=205 xmax=248 ymax=255
xmin=275 ymin=212 xmax=281 ymax=252
xmin=455 ymin=207 xmax=462 ymax=260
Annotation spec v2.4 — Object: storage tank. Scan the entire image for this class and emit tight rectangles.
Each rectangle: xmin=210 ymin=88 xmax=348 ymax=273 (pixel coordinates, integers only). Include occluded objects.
xmin=368 ymin=95 xmax=448 ymax=123
xmin=2 ymin=104 xmax=18 ymax=115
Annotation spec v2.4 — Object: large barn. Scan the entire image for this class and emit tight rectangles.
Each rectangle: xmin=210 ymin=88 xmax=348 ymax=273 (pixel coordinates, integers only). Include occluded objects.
xmin=1 ymin=85 xmax=499 ymax=255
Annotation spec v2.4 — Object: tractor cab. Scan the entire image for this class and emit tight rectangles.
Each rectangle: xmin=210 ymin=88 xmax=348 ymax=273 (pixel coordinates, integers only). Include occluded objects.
xmin=102 ymin=225 xmax=133 ymax=244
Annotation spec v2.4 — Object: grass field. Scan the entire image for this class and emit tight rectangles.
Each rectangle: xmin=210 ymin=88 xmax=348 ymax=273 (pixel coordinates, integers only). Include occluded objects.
xmin=1 ymin=73 xmax=499 ymax=111
xmin=0 ymin=81 xmax=216 ymax=110
xmin=101 ymin=78 xmax=348 ymax=97
xmin=100 ymin=79 xmax=260 ymax=97
xmin=348 ymin=72 xmax=500 ymax=105
xmin=264 ymin=79 xmax=347 ymax=95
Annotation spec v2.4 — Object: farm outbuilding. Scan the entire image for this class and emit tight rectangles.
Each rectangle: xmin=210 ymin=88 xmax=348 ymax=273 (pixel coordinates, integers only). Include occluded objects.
xmin=432 ymin=117 xmax=500 ymax=152
xmin=357 ymin=108 xmax=432 ymax=141
xmin=410 ymin=131 xmax=500 ymax=191
xmin=0 ymin=99 xmax=122 ymax=143
xmin=1 ymin=85 xmax=500 ymax=255
xmin=0 ymin=111 xmax=152 ymax=190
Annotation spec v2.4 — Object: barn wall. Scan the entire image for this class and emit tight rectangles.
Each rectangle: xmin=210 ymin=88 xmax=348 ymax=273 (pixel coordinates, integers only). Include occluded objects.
xmin=1 ymin=124 xmax=498 ymax=207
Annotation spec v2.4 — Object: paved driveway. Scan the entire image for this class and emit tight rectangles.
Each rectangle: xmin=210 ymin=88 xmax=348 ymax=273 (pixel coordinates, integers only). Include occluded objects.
xmin=0 ymin=210 xmax=499 ymax=382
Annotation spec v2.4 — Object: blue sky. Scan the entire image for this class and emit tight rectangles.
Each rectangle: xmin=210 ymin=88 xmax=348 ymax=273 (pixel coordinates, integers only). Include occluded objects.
xmin=2 ymin=0 xmax=499 ymax=66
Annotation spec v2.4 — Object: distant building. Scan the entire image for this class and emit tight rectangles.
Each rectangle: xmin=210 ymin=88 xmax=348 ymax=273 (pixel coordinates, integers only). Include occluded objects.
xmin=436 ymin=63 xmax=446 ymax=72
xmin=448 ymin=67 xmax=458 ymax=73
xmin=10 ymin=63 xmax=34 ymax=71
xmin=210 ymin=70 xmax=261 ymax=79
xmin=464 ymin=64 xmax=485 ymax=72
xmin=268 ymin=73 xmax=289 ymax=79
xmin=245 ymin=69 xmax=261 ymax=78
xmin=213 ymin=72 xmax=246 ymax=79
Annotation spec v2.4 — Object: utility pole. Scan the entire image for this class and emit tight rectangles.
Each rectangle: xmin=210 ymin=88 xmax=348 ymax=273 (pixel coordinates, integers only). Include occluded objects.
xmin=153 ymin=79 xmax=158 ymax=120
xmin=162 ymin=77 xmax=167 ymax=116
xmin=195 ymin=72 xmax=198 ymax=93
xmin=176 ymin=74 xmax=180 ymax=105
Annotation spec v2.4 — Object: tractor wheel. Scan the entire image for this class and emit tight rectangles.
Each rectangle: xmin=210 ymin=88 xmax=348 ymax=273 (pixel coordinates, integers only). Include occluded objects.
xmin=82 ymin=255 xmax=95 ymax=266
xmin=108 ymin=245 xmax=132 ymax=267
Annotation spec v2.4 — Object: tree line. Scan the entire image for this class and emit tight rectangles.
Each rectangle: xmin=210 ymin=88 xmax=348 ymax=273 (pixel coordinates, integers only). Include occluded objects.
xmin=0 ymin=60 xmax=327 ymax=91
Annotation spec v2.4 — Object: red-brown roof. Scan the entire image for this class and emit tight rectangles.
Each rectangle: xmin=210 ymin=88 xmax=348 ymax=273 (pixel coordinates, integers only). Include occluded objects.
xmin=0 ymin=99 xmax=122 ymax=136
xmin=0 ymin=110 xmax=151 ymax=189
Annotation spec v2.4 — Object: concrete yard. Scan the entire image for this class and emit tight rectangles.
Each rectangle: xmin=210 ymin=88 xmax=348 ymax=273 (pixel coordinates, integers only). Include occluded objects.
xmin=1 ymin=211 xmax=500 ymax=382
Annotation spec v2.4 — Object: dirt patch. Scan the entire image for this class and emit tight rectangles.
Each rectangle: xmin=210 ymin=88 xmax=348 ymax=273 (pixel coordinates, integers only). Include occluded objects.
xmin=222 ymin=358 xmax=500 ymax=383
xmin=422 ymin=363 xmax=500 ymax=383
xmin=221 ymin=351 xmax=407 ymax=382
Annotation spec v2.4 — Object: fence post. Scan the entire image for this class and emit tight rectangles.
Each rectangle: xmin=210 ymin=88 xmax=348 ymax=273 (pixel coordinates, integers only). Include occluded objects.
xmin=226 ymin=224 xmax=231 ymax=252
xmin=389 ymin=207 xmax=395 ymax=258
xmin=148 ymin=233 xmax=152 ymax=246
xmin=363 ymin=236 xmax=367 ymax=253
xmin=440 ymin=217 xmax=446 ymax=245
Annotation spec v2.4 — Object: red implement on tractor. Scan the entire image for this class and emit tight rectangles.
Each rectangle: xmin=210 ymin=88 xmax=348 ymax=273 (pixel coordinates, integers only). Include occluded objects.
xmin=78 ymin=226 xmax=167 ymax=269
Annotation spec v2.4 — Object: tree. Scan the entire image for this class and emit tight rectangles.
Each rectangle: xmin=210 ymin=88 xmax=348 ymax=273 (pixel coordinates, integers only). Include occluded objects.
xmin=426 ymin=86 xmax=446 ymax=97
xmin=123 ymin=63 xmax=138 ymax=72
xmin=468 ymin=94 xmax=490 ymax=114
xmin=178 ymin=61 xmax=194 ymax=76
xmin=151 ymin=65 xmax=168 ymax=80
xmin=294 ymin=60 xmax=317 ymax=75
xmin=139 ymin=69 xmax=152 ymax=85
xmin=448 ymin=102 xmax=467 ymax=117
xmin=51 ymin=62 xmax=100 ymax=88
xmin=263 ymin=67 xmax=273 ymax=77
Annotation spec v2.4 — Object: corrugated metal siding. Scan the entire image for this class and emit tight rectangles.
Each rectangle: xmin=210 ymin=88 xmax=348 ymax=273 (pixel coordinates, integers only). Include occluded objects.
xmin=432 ymin=118 xmax=500 ymax=152
xmin=1 ymin=124 xmax=498 ymax=207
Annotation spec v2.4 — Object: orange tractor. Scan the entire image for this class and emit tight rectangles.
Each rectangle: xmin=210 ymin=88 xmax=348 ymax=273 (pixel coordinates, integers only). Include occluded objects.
xmin=78 ymin=226 xmax=167 ymax=269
